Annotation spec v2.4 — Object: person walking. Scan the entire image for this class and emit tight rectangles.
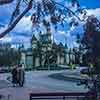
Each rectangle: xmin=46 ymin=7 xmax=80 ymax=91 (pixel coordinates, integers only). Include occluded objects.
xmin=17 ymin=64 xmax=25 ymax=87
xmin=11 ymin=65 xmax=18 ymax=87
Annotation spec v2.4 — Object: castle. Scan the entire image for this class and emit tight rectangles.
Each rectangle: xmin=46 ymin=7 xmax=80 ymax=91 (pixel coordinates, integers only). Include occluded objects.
xmin=20 ymin=28 xmax=82 ymax=70
xmin=30 ymin=27 xmax=77 ymax=69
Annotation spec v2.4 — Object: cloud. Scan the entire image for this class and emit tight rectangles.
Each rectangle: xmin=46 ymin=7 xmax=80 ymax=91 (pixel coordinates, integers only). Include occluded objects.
xmin=0 ymin=25 xmax=8 ymax=33
xmin=0 ymin=36 xmax=12 ymax=43
xmin=0 ymin=35 xmax=30 ymax=43
xmin=70 ymin=23 xmax=84 ymax=36
xmin=0 ymin=1 xmax=16 ymax=24
xmin=57 ymin=31 xmax=66 ymax=35
xmin=0 ymin=35 xmax=31 ymax=48
xmin=86 ymin=8 xmax=100 ymax=19
xmin=11 ymin=36 xmax=31 ymax=45
xmin=0 ymin=16 xmax=32 ymax=46
xmin=12 ymin=16 xmax=32 ymax=35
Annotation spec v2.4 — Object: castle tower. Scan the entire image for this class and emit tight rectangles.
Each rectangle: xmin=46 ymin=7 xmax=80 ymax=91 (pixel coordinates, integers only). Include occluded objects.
xmin=39 ymin=27 xmax=52 ymax=52
xmin=46 ymin=27 xmax=52 ymax=50
xmin=31 ymin=34 xmax=37 ymax=49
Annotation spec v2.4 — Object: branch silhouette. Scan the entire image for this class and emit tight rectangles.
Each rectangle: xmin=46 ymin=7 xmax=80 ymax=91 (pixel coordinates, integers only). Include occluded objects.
xmin=0 ymin=0 xmax=33 ymax=38
xmin=0 ymin=0 xmax=14 ymax=5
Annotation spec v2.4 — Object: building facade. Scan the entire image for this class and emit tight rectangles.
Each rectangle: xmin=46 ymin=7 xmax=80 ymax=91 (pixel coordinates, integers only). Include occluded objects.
xmin=20 ymin=28 xmax=84 ymax=69
xmin=20 ymin=31 xmax=83 ymax=69
xmin=31 ymin=28 xmax=80 ymax=69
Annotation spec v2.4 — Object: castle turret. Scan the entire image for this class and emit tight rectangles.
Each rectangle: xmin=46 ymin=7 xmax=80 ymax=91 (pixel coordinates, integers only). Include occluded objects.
xmin=39 ymin=27 xmax=52 ymax=52
xmin=31 ymin=34 xmax=37 ymax=49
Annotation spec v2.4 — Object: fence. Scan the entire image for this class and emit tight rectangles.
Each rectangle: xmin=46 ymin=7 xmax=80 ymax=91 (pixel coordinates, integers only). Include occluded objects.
xmin=30 ymin=92 xmax=96 ymax=100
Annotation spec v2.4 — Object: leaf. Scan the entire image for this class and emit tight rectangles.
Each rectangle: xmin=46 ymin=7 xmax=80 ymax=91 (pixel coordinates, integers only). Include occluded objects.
xmin=42 ymin=19 xmax=50 ymax=27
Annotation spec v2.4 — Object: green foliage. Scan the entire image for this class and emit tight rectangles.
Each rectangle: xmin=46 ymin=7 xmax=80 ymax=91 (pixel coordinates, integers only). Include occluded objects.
xmin=0 ymin=43 xmax=21 ymax=66
xmin=69 ymin=63 xmax=76 ymax=70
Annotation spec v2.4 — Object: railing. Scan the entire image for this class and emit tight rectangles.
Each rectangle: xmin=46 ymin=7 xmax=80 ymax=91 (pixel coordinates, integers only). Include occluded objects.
xmin=30 ymin=92 xmax=96 ymax=100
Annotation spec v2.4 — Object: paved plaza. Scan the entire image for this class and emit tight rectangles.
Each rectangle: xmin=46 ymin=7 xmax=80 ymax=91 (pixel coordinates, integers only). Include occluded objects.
xmin=0 ymin=70 xmax=88 ymax=100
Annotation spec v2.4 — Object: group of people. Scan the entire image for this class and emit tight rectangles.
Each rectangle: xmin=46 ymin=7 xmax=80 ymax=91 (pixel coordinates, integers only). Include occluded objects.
xmin=11 ymin=64 xmax=25 ymax=87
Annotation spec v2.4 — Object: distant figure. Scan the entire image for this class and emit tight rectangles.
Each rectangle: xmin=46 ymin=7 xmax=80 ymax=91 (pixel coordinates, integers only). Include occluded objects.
xmin=11 ymin=65 xmax=18 ymax=87
xmin=17 ymin=64 xmax=25 ymax=87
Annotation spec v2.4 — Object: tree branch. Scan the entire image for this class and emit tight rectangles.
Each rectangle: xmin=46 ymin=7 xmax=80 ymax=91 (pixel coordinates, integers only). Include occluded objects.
xmin=0 ymin=0 xmax=33 ymax=38
xmin=52 ymin=0 xmax=82 ymax=21
xmin=0 ymin=0 xmax=14 ymax=5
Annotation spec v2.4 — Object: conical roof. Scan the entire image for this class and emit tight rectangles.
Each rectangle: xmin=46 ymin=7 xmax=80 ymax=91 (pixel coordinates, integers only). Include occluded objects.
xmin=32 ymin=34 xmax=37 ymax=41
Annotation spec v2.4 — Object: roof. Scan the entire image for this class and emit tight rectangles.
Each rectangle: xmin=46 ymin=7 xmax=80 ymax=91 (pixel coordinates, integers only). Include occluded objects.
xmin=65 ymin=44 xmax=68 ymax=49
xmin=58 ymin=42 xmax=64 ymax=48
xmin=31 ymin=34 xmax=37 ymax=42
xmin=52 ymin=42 xmax=58 ymax=49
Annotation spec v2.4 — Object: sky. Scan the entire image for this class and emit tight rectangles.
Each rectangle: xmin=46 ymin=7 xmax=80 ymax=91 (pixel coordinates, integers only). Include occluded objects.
xmin=0 ymin=0 xmax=100 ymax=48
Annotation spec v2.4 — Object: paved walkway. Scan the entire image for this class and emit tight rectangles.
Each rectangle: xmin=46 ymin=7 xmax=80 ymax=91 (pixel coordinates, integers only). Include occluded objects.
xmin=0 ymin=70 xmax=88 ymax=100
xmin=0 ymin=86 xmax=57 ymax=100
xmin=0 ymin=80 xmax=10 ymax=89
xmin=0 ymin=72 xmax=49 ymax=100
